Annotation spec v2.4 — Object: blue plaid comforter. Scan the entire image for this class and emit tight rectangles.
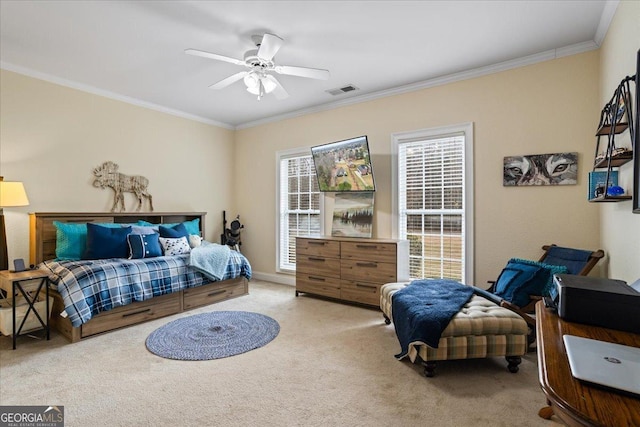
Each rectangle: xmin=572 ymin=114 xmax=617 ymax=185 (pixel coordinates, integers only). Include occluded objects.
xmin=41 ymin=251 xmax=252 ymax=327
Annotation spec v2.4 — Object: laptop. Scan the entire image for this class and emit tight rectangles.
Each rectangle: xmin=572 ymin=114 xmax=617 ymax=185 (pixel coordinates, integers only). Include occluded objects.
xmin=563 ymin=334 xmax=640 ymax=396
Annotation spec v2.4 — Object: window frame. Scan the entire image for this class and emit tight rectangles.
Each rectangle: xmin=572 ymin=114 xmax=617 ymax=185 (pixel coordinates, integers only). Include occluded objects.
xmin=276 ymin=147 xmax=324 ymax=273
xmin=391 ymin=123 xmax=474 ymax=284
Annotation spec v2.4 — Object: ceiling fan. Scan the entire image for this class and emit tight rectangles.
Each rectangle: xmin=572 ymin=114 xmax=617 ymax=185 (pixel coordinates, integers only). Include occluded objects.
xmin=185 ymin=33 xmax=330 ymax=100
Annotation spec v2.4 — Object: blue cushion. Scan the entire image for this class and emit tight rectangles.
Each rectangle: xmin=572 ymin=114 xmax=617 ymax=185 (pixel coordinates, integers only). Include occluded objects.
xmin=138 ymin=218 xmax=200 ymax=236
xmin=53 ymin=222 xmax=87 ymax=260
xmin=159 ymin=223 xmax=189 ymax=238
xmin=494 ymin=259 xmax=570 ymax=308
xmin=509 ymin=258 xmax=568 ymax=297
xmin=127 ymin=233 xmax=162 ymax=259
xmin=493 ymin=262 xmax=541 ymax=306
xmin=83 ymin=223 xmax=132 ymax=260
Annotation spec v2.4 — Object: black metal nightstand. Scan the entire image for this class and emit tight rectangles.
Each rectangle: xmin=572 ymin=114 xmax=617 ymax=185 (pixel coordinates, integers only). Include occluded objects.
xmin=0 ymin=269 xmax=51 ymax=349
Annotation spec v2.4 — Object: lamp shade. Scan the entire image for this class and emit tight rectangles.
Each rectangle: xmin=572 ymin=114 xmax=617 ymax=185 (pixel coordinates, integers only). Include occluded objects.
xmin=0 ymin=178 xmax=30 ymax=207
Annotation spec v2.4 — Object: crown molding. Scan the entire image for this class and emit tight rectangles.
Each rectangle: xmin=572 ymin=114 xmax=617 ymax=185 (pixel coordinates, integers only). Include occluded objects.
xmin=0 ymin=62 xmax=235 ymax=130
xmin=595 ymin=0 xmax=619 ymax=46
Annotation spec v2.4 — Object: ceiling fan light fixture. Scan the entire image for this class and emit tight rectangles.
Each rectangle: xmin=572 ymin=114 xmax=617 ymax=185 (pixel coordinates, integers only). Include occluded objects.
xmin=245 ymin=72 xmax=277 ymax=100
xmin=261 ymin=76 xmax=277 ymax=93
xmin=243 ymin=72 xmax=259 ymax=89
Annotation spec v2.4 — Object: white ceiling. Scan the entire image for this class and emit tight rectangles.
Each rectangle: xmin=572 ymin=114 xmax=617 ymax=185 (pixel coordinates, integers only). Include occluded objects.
xmin=0 ymin=1 xmax=615 ymax=129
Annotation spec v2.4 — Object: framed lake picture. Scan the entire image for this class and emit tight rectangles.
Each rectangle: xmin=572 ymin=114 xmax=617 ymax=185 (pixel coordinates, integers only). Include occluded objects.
xmin=503 ymin=152 xmax=578 ymax=186
xmin=331 ymin=192 xmax=374 ymax=238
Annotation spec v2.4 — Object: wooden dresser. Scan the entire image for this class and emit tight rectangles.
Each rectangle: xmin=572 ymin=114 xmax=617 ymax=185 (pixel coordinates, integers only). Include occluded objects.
xmin=295 ymin=236 xmax=409 ymax=307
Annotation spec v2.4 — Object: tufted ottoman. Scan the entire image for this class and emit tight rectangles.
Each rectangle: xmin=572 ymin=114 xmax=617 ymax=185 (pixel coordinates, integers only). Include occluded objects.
xmin=381 ymin=282 xmax=528 ymax=377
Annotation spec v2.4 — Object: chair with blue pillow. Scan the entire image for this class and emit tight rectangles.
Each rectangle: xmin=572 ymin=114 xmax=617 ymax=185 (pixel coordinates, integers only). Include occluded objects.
xmin=473 ymin=244 xmax=604 ymax=343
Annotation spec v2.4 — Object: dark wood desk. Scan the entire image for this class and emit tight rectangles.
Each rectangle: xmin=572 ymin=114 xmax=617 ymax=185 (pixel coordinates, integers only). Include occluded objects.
xmin=536 ymin=302 xmax=640 ymax=426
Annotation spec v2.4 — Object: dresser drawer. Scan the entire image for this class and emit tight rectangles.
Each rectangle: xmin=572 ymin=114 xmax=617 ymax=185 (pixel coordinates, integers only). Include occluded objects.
xmin=340 ymin=280 xmax=381 ymax=306
xmin=341 ymin=259 xmax=397 ymax=284
xmin=296 ymin=273 xmax=341 ymax=299
xmin=81 ymin=292 xmax=182 ymax=337
xmin=296 ymin=255 xmax=341 ymax=278
xmin=183 ymin=278 xmax=248 ymax=310
xmin=296 ymin=238 xmax=341 ymax=258
xmin=341 ymin=241 xmax=396 ymax=264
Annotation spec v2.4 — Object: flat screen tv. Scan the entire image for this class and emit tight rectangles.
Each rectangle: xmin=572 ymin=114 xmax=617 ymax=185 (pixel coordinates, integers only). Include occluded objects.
xmin=311 ymin=135 xmax=376 ymax=192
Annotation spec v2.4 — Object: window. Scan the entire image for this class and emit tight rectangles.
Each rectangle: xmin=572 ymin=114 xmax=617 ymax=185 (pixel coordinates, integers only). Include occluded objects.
xmin=277 ymin=150 xmax=322 ymax=272
xmin=392 ymin=123 xmax=474 ymax=284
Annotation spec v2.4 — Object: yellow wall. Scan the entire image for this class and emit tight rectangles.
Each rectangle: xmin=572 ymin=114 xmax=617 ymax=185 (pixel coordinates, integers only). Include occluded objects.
xmin=235 ymin=52 xmax=602 ymax=285
xmin=598 ymin=0 xmax=640 ymax=283
xmin=0 ymin=70 xmax=236 ymax=263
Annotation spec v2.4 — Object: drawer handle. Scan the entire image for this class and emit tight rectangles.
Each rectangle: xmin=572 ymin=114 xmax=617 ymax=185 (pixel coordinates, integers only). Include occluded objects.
xmin=207 ymin=290 xmax=227 ymax=297
xmin=356 ymin=244 xmax=378 ymax=250
xmin=309 ymin=276 xmax=326 ymax=282
xmin=122 ymin=308 xmax=151 ymax=317
xmin=356 ymin=262 xmax=377 ymax=268
xmin=356 ymin=284 xmax=377 ymax=291
xmin=308 ymin=257 xmax=325 ymax=262
xmin=309 ymin=241 xmax=327 ymax=245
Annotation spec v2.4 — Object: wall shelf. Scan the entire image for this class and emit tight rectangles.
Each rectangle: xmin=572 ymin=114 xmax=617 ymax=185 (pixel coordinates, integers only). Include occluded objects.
xmin=591 ymin=75 xmax=636 ymax=202
xmin=595 ymin=122 xmax=628 ymax=136
xmin=589 ymin=195 xmax=632 ymax=203
xmin=593 ymin=151 xmax=633 ymax=168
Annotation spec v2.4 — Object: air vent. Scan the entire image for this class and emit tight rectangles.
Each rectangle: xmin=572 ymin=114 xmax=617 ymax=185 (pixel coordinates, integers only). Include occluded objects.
xmin=326 ymin=85 xmax=359 ymax=96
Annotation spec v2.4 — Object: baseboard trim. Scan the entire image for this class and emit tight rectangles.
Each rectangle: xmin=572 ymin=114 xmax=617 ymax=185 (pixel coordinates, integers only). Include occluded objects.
xmin=251 ymin=271 xmax=295 ymax=287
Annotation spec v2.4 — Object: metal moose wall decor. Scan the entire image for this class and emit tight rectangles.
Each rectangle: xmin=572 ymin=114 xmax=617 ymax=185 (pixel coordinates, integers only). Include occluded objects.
xmin=92 ymin=161 xmax=154 ymax=212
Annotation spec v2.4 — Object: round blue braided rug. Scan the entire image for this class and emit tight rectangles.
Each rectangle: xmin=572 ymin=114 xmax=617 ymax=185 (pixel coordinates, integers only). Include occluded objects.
xmin=146 ymin=311 xmax=280 ymax=360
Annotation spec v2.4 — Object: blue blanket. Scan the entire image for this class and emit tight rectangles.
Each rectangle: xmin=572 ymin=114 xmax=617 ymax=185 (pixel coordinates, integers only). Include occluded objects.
xmin=392 ymin=279 xmax=474 ymax=359
xmin=189 ymin=242 xmax=232 ymax=281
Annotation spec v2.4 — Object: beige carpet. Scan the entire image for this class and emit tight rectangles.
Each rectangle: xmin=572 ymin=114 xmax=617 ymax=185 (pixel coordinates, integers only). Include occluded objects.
xmin=0 ymin=280 xmax=561 ymax=426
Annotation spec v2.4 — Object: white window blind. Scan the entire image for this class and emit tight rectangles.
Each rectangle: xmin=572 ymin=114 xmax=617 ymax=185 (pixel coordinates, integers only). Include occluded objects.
xmin=278 ymin=153 xmax=321 ymax=271
xmin=398 ymin=133 xmax=467 ymax=282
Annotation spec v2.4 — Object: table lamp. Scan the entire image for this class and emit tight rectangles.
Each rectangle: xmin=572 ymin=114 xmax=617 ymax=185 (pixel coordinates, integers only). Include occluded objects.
xmin=0 ymin=177 xmax=30 ymax=271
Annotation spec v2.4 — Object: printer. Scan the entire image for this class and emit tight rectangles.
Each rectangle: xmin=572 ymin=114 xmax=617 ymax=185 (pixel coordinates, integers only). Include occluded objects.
xmin=553 ymin=274 xmax=640 ymax=334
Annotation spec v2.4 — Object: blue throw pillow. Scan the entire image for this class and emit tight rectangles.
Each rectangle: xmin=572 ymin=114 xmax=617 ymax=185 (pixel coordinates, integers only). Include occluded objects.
xmin=138 ymin=218 xmax=200 ymax=236
xmin=127 ymin=233 xmax=162 ymax=259
xmin=509 ymin=258 xmax=568 ymax=297
xmin=159 ymin=223 xmax=189 ymax=238
xmin=53 ymin=222 xmax=87 ymax=260
xmin=493 ymin=262 xmax=541 ymax=307
xmin=83 ymin=223 xmax=132 ymax=260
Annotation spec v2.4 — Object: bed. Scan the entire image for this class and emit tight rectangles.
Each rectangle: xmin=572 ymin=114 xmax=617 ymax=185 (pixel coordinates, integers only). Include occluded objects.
xmin=29 ymin=212 xmax=251 ymax=343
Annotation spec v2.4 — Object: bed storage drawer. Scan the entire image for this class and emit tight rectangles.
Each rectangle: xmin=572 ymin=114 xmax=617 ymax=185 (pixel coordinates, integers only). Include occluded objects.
xmin=183 ymin=278 xmax=248 ymax=310
xmin=81 ymin=292 xmax=182 ymax=338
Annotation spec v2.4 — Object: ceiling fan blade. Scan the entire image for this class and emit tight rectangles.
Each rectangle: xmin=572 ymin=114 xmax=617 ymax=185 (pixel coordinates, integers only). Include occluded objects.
xmin=257 ymin=33 xmax=283 ymax=61
xmin=265 ymin=75 xmax=289 ymax=100
xmin=209 ymin=71 xmax=248 ymax=90
xmin=274 ymin=65 xmax=330 ymax=80
xmin=185 ymin=48 xmax=246 ymax=66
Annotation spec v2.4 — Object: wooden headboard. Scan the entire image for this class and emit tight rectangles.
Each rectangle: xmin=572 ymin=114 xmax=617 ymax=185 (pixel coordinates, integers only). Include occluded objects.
xmin=29 ymin=212 xmax=206 ymax=265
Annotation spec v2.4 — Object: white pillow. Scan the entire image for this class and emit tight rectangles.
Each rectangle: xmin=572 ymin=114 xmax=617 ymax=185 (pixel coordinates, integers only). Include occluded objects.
xmin=188 ymin=234 xmax=203 ymax=248
xmin=159 ymin=236 xmax=191 ymax=256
